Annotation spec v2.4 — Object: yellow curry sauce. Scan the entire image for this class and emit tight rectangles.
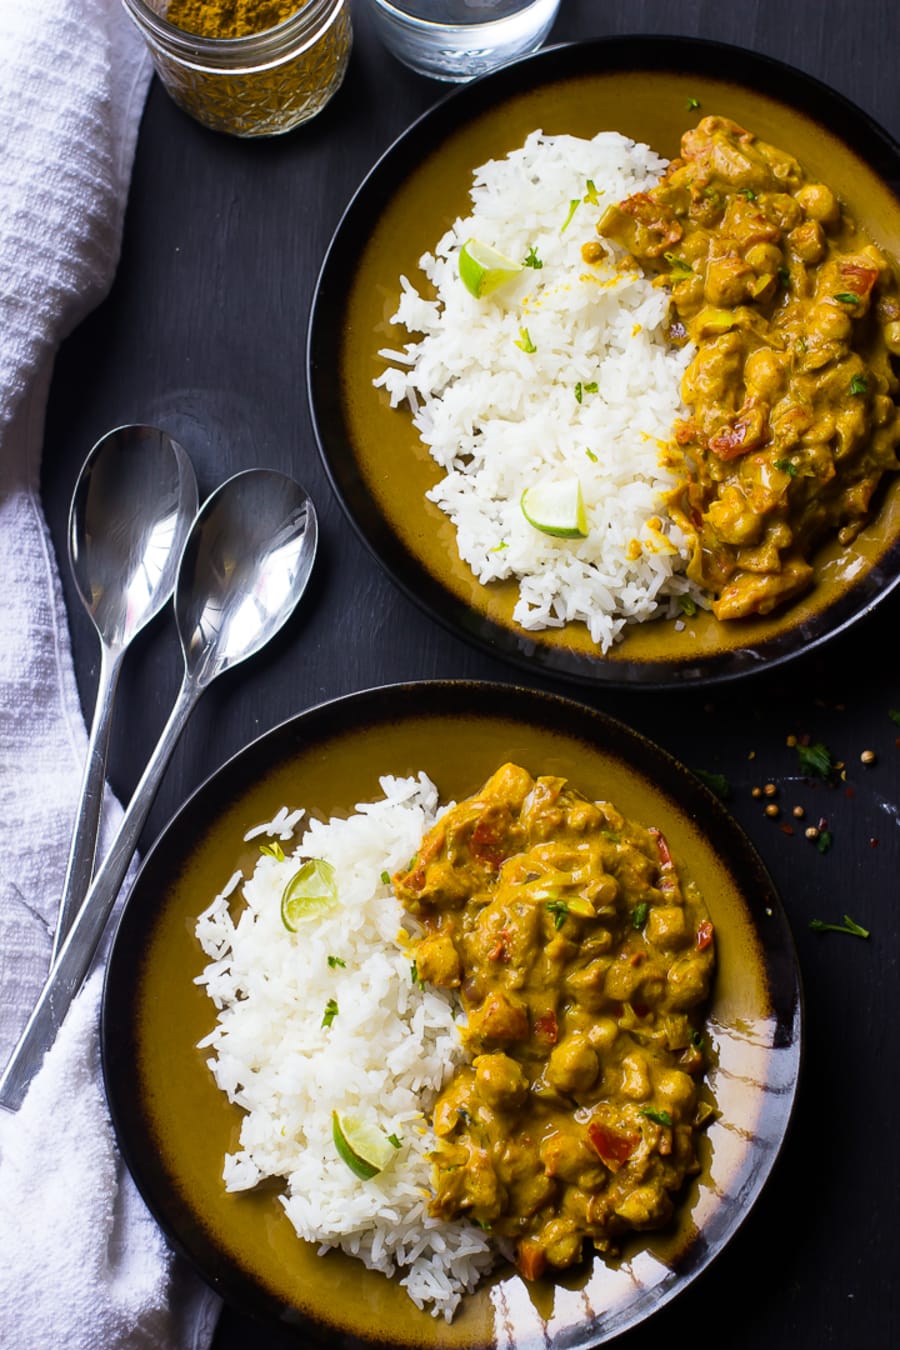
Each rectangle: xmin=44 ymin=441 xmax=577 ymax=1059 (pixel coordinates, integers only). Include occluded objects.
xmin=393 ymin=763 xmax=715 ymax=1282
xmin=597 ymin=115 xmax=900 ymax=620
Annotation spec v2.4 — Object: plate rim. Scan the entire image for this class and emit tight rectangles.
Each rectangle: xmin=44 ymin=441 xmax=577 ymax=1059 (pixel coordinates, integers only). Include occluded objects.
xmin=306 ymin=33 xmax=900 ymax=691
xmin=101 ymin=677 xmax=805 ymax=1347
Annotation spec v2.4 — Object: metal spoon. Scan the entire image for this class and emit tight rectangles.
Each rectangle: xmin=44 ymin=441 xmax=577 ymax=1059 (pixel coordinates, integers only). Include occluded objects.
xmin=0 ymin=468 xmax=318 ymax=1111
xmin=53 ymin=425 xmax=198 ymax=963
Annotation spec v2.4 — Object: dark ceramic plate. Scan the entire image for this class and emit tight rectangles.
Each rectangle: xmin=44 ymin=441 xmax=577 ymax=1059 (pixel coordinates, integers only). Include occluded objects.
xmin=307 ymin=36 xmax=900 ymax=689
xmin=102 ymin=680 xmax=802 ymax=1348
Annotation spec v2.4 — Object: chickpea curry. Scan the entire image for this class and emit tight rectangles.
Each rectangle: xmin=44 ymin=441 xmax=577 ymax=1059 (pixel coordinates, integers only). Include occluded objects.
xmin=393 ymin=763 xmax=715 ymax=1282
xmin=597 ymin=115 xmax=900 ymax=620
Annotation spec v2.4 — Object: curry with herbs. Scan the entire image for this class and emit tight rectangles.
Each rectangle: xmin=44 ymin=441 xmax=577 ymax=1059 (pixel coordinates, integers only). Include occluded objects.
xmin=393 ymin=763 xmax=715 ymax=1281
xmin=597 ymin=114 xmax=900 ymax=620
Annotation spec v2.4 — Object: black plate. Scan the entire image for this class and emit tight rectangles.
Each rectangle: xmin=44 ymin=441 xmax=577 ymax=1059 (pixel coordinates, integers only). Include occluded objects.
xmin=307 ymin=36 xmax=900 ymax=689
xmin=102 ymin=680 xmax=802 ymax=1348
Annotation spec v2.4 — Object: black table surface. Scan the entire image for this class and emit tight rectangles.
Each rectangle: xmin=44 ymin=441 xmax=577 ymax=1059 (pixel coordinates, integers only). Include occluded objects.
xmin=40 ymin=2 xmax=899 ymax=1347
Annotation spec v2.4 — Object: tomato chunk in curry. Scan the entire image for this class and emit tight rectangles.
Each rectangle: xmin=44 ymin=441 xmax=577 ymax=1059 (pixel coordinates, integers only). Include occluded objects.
xmin=392 ymin=763 xmax=715 ymax=1282
xmin=596 ymin=115 xmax=900 ymax=620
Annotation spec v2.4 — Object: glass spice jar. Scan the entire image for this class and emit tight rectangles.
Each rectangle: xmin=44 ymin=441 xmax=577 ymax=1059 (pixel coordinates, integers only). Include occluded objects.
xmin=121 ymin=0 xmax=352 ymax=138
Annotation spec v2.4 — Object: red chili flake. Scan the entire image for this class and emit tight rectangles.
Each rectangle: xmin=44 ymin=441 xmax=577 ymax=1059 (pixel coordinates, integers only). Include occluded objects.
xmin=587 ymin=1122 xmax=639 ymax=1172
xmin=516 ymin=1239 xmax=547 ymax=1283
xmin=487 ymin=929 xmax=511 ymax=962
xmin=869 ymin=837 xmax=879 ymax=849
xmin=533 ymin=1010 xmax=558 ymax=1044
xmin=845 ymin=786 xmax=855 ymax=799
xmin=839 ymin=260 xmax=878 ymax=296
xmin=649 ymin=826 xmax=673 ymax=866
xmin=470 ymin=815 xmax=506 ymax=868
xmin=780 ymin=824 xmax=795 ymax=836
xmin=697 ymin=920 xmax=715 ymax=951
xmin=629 ymin=951 xmax=645 ymax=967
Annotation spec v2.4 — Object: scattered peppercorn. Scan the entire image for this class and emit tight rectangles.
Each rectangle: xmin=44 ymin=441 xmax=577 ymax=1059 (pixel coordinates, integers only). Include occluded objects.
xmin=792 ymin=805 xmax=805 ymax=819
xmin=860 ymin=749 xmax=876 ymax=765
xmin=765 ymin=804 xmax=780 ymax=819
xmin=763 ymin=782 xmax=777 ymax=798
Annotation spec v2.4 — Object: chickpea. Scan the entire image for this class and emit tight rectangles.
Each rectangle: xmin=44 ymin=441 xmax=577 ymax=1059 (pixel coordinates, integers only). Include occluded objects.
xmin=653 ymin=1067 xmax=697 ymax=1115
xmin=744 ymin=346 xmax=788 ymax=402
xmin=796 ymin=181 xmax=841 ymax=229
xmin=474 ymin=1052 xmax=529 ymax=1110
xmin=665 ymin=955 xmax=711 ymax=1010
xmin=547 ymin=1034 xmax=600 ymax=1095
xmin=787 ymin=219 xmax=826 ymax=264
xmin=809 ymin=301 xmax=853 ymax=343
xmin=587 ymin=1015 xmax=620 ymax=1054
xmin=883 ymin=319 xmax=900 ymax=356
xmin=581 ymin=239 xmax=607 ymax=265
xmin=744 ymin=242 xmax=783 ymax=274
xmin=619 ymin=1051 xmax=652 ymax=1101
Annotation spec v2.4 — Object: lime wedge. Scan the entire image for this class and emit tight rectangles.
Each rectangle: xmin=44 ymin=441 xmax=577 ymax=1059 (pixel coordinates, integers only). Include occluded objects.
xmin=280 ymin=858 xmax=338 ymax=931
xmin=332 ymin=1110 xmax=398 ymax=1180
xmin=458 ymin=238 xmax=523 ymax=298
xmin=521 ymin=479 xmax=589 ymax=538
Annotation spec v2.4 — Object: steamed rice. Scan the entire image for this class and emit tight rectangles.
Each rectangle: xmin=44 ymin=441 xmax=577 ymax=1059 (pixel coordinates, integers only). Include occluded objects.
xmin=194 ymin=774 xmax=495 ymax=1321
xmin=374 ymin=129 xmax=706 ymax=651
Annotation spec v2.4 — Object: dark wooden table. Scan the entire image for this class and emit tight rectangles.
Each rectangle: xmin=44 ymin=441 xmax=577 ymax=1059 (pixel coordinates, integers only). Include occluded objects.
xmin=41 ymin=2 xmax=899 ymax=1347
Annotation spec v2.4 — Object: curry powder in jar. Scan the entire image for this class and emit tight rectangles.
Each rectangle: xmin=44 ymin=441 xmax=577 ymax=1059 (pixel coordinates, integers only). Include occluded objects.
xmin=122 ymin=0 xmax=352 ymax=137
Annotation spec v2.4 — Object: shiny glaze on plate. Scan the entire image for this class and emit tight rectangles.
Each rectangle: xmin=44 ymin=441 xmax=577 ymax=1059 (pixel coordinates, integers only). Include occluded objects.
xmin=308 ymin=37 xmax=900 ymax=686
xmin=102 ymin=681 xmax=802 ymax=1347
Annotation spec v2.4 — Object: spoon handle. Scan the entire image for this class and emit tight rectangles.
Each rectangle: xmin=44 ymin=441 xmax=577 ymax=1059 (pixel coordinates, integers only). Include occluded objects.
xmin=0 ymin=674 xmax=201 ymax=1112
xmin=51 ymin=643 xmax=123 ymax=965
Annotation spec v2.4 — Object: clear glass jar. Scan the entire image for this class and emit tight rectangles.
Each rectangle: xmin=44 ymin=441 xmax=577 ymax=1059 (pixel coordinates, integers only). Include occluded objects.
xmin=121 ymin=0 xmax=353 ymax=138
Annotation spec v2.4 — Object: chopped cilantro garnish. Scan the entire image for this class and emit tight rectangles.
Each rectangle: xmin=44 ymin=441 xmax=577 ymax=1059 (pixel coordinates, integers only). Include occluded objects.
xmin=678 ymin=593 xmax=698 ymax=617
xmin=410 ymin=961 xmax=425 ymax=989
xmin=321 ymin=997 xmax=339 ymax=1028
xmin=632 ymin=901 xmax=649 ymax=931
xmin=739 ymin=188 xmax=757 ymax=201
xmin=583 ymin=178 xmax=600 ymax=205
xmin=574 ymin=382 xmax=583 ymax=404
xmin=585 ymin=447 xmax=598 ymax=462
xmin=490 ymin=539 xmax=509 ymax=552
xmin=889 ymin=709 xmax=900 ymax=726
xmin=686 ymin=96 xmax=700 ymax=111
xmin=327 ymin=955 xmax=346 ymax=969
xmin=663 ymin=251 xmax=693 ymax=275
xmin=850 ymin=374 xmax=868 ymax=396
xmin=387 ymin=1133 xmax=402 ymax=1148
xmin=380 ymin=869 xmax=390 ymax=885
xmin=515 ymin=327 xmax=536 ymax=353
xmin=640 ymin=1107 xmax=673 ymax=1126
xmin=259 ymin=840 xmax=285 ymax=861
xmin=523 ymin=244 xmax=543 ymax=269
xmin=778 ymin=266 xmax=790 ymax=285
xmin=774 ymin=457 xmax=798 ymax=476
xmin=561 ymin=198 xmax=580 ymax=232
xmin=694 ymin=769 xmax=731 ymax=801
xmin=797 ymin=741 xmax=835 ymax=780
xmin=546 ymin=899 xmax=569 ymax=930
xmin=816 ymin=829 xmax=833 ymax=855
xmin=809 ymin=914 xmax=868 ymax=938
xmin=833 ymin=292 xmax=860 ymax=304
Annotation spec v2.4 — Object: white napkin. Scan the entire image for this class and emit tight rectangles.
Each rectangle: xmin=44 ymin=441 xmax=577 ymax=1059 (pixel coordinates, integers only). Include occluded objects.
xmin=0 ymin=1 xmax=220 ymax=1345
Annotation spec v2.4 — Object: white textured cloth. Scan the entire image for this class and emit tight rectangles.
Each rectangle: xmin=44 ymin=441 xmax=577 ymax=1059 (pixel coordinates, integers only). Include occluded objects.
xmin=0 ymin=1 xmax=220 ymax=1345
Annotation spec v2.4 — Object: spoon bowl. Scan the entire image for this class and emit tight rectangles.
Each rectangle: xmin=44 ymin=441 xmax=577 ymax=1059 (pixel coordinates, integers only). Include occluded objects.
xmin=0 ymin=469 xmax=318 ymax=1112
xmin=54 ymin=426 xmax=198 ymax=960
xmin=177 ymin=468 xmax=317 ymax=687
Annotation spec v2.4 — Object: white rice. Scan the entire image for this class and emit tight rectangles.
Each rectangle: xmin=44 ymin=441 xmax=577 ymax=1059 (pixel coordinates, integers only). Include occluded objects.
xmin=194 ymin=774 xmax=494 ymax=1321
xmin=374 ymin=129 xmax=706 ymax=651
